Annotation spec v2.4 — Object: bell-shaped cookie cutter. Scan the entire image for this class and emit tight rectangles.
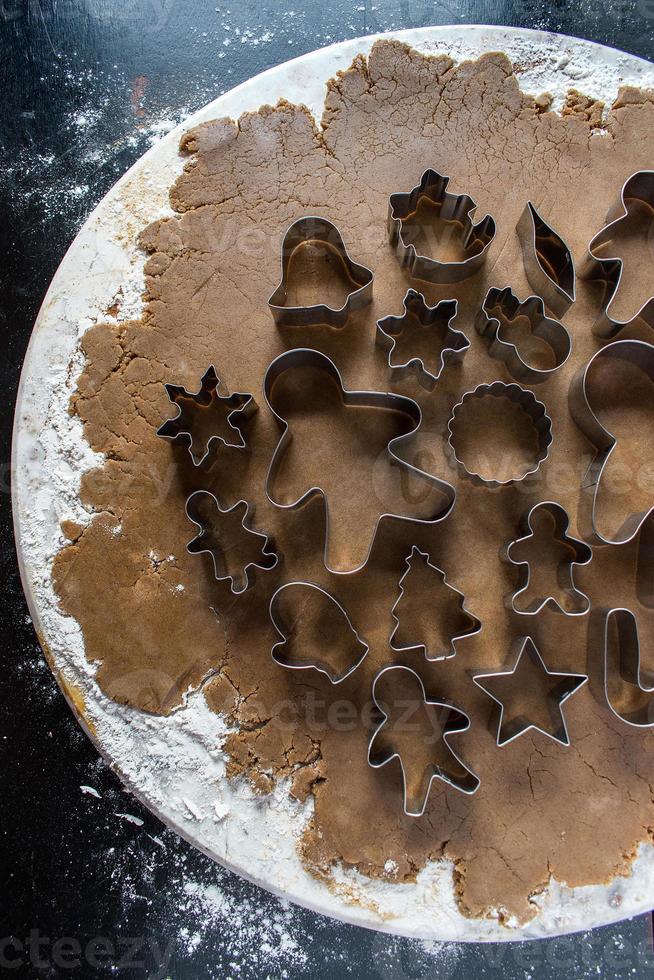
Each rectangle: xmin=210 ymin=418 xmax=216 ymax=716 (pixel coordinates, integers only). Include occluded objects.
xmin=376 ymin=289 xmax=469 ymax=391
xmin=475 ymin=286 xmax=571 ymax=385
xmin=590 ymin=607 xmax=654 ymax=728
xmin=268 ymin=216 xmax=373 ymax=328
xmin=157 ymin=365 xmax=257 ymax=468
xmin=516 ymin=202 xmax=576 ymax=317
xmin=388 ymin=169 xmax=496 ymax=284
xmin=503 ymin=501 xmax=592 ymax=616
xmin=390 ymin=546 xmax=481 ymax=660
xmin=263 ymin=348 xmax=456 ymax=573
xmin=580 ymin=171 xmax=654 ymax=339
xmin=568 ymin=339 xmax=654 ymax=545
xmin=269 ymin=581 xmax=369 ymax=684
xmin=446 ymin=381 xmax=553 ymax=489
xmin=368 ymin=664 xmax=480 ymax=816
xmin=185 ymin=490 xmax=278 ymax=594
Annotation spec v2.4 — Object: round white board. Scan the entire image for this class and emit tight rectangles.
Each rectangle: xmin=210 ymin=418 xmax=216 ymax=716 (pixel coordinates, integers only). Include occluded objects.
xmin=12 ymin=26 xmax=654 ymax=941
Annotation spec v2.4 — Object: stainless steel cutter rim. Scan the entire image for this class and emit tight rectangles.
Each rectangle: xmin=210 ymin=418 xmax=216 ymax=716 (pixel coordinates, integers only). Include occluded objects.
xmin=599 ymin=607 xmax=654 ymax=728
xmin=368 ymin=664 xmax=480 ymax=816
xmin=568 ymin=338 xmax=654 ymax=546
xmin=376 ymin=289 xmax=469 ymax=391
xmin=581 ymin=170 xmax=654 ymax=339
xmin=268 ymin=215 xmax=374 ymax=328
xmin=269 ymin=580 xmax=369 ymax=684
xmin=446 ymin=381 xmax=553 ymax=489
xmin=473 ymin=636 xmax=588 ymax=747
xmin=389 ymin=545 xmax=481 ymax=660
xmin=516 ymin=201 xmax=576 ymax=316
xmin=262 ymin=347 xmax=456 ymax=575
xmin=185 ymin=489 xmax=279 ymax=595
xmin=157 ymin=364 xmax=257 ymax=468
xmin=504 ymin=500 xmax=593 ymax=617
xmin=475 ymin=285 xmax=572 ymax=385
xmin=387 ymin=169 xmax=496 ymax=284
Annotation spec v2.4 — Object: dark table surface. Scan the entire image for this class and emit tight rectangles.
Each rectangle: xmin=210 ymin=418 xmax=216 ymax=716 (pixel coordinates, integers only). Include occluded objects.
xmin=3 ymin=2 xmax=654 ymax=977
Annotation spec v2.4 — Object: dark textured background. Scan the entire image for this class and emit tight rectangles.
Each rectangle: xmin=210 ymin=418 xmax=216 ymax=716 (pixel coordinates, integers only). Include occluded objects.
xmin=3 ymin=2 xmax=654 ymax=976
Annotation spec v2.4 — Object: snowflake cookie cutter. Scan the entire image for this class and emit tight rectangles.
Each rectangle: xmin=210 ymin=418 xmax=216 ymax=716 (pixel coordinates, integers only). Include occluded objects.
xmin=446 ymin=381 xmax=553 ymax=489
xmin=580 ymin=170 xmax=654 ymax=339
xmin=185 ymin=490 xmax=278 ymax=595
xmin=388 ymin=169 xmax=496 ymax=284
xmin=376 ymin=289 xmax=469 ymax=391
xmin=269 ymin=581 xmax=369 ymax=684
xmin=157 ymin=365 xmax=257 ymax=468
xmin=516 ymin=201 xmax=576 ymax=317
xmin=504 ymin=501 xmax=592 ymax=617
xmin=475 ymin=286 xmax=571 ymax=385
xmin=368 ymin=664 xmax=480 ymax=817
xmin=262 ymin=347 xmax=456 ymax=574
xmin=390 ymin=546 xmax=481 ymax=661
xmin=473 ymin=636 xmax=588 ymax=747
xmin=268 ymin=216 xmax=374 ymax=328
xmin=568 ymin=339 xmax=654 ymax=545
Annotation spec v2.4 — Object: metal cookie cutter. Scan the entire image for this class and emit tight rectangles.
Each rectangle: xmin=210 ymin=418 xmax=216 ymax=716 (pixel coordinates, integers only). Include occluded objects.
xmin=390 ymin=546 xmax=481 ymax=660
xmin=580 ymin=171 xmax=654 ymax=339
xmin=446 ymin=381 xmax=553 ymax=489
xmin=473 ymin=636 xmax=588 ymax=746
xmin=504 ymin=501 xmax=592 ymax=616
xmin=263 ymin=348 xmax=456 ymax=573
xmin=475 ymin=286 xmax=571 ymax=385
xmin=269 ymin=581 xmax=368 ymax=684
xmin=516 ymin=202 xmax=576 ymax=317
xmin=591 ymin=607 xmax=654 ymax=728
xmin=388 ymin=169 xmax=496 ymax=284
xmin=568 ymin=339 xmax=654 ymax=545
xmin=185 ymin=490 xmax=278 ymax=594
xmin=368 ymin=664 xmax=480 ymax=816
xmin=268 ymin=216 xmax=374 ymax=328
xmin=376 ymin=289 xmax=469 ymax=391
xmin=157 ymin=365 xmax=257 ymax=468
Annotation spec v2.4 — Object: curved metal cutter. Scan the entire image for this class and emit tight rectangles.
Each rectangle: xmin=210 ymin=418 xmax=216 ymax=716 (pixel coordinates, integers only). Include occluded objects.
xmin=157 ymin=365 xmax=257 ymax=468
xmin=475 ymin=286 xmax=571 ymax=385
xmin=263 ymin=348 xmax=456 ymax=574
xmin=368 ymin=664 xmax=480 ymax=816
xmin=390 ymin=545 xmax=481 ymax=660
xmin=473 ymin=636 xmax=588 ymax=746
xmin=580 ymin=170 xmax=654 ymax=339
xmin=592 ymin=607 xmax=654 ymax=728
xmin=446 ymin=381 xmax=553 ymax=489
xmin=185 ymin=489 xmax=278 ymax=595
xmin=268 ymin=216 xmax=374 ymax=328
xmin=504 ymin=501 xmax=592 ymax=617
xmin=388 ymin=169 xmax=496 ymax=284
xmin=376 ymin=289 xmax=469 ymax=391
xmin=516 ymin=201 xmax=576 ymax=317
xmin=568 ymin=339 xmax=654 ymax=545
xmin=269 ymin=581 xmax=369 ymax=684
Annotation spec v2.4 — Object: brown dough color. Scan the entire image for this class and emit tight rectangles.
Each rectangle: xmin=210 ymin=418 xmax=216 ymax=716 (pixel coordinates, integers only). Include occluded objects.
xmin=52 ymin=41 xmax=654 ymax=923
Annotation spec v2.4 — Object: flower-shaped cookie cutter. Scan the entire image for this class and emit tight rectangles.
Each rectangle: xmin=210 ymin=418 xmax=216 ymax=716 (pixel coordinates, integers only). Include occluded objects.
xmin=568 ymin=339 xmax=654 ymax=545
xmin=516 ymin=201 xmax=576 ymax=317
xmin=388 ymin=169 xmax=496 ymax=283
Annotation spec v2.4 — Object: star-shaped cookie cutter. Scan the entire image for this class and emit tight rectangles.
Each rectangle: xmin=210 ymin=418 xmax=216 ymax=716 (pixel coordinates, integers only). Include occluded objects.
xmin=475 ymin=286 xmax=571 ymax=385
xmin=368 ymin=665 xmax=480 ymax=816
xmin=388 ymin=169 xmax=496 ymax=284
xmin=580 ymin=170 xmax=654 ymax=339
xmin=504 ymin=501 xmax=592 ymax=617
xmin=268 ymin=216 xmax=374 ymax=328
xmin=376 ymin=289 xmax=469 ymax=391
xmin=157 ymin=365 xmax=257 ymax=468
xmin=473 ymin=636 xmax=588 ymax=746
xmin=568 ymin=339 xmax=654 ymax=545
xmin=262 ymin=347 xmax=456 ymax=574
xmin=516 ymin=201 xmax=576 ymax=317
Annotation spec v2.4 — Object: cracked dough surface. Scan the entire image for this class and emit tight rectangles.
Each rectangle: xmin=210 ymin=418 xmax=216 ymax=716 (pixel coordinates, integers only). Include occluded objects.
xmin=53 ymin=41 xmax=654 ymax=923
